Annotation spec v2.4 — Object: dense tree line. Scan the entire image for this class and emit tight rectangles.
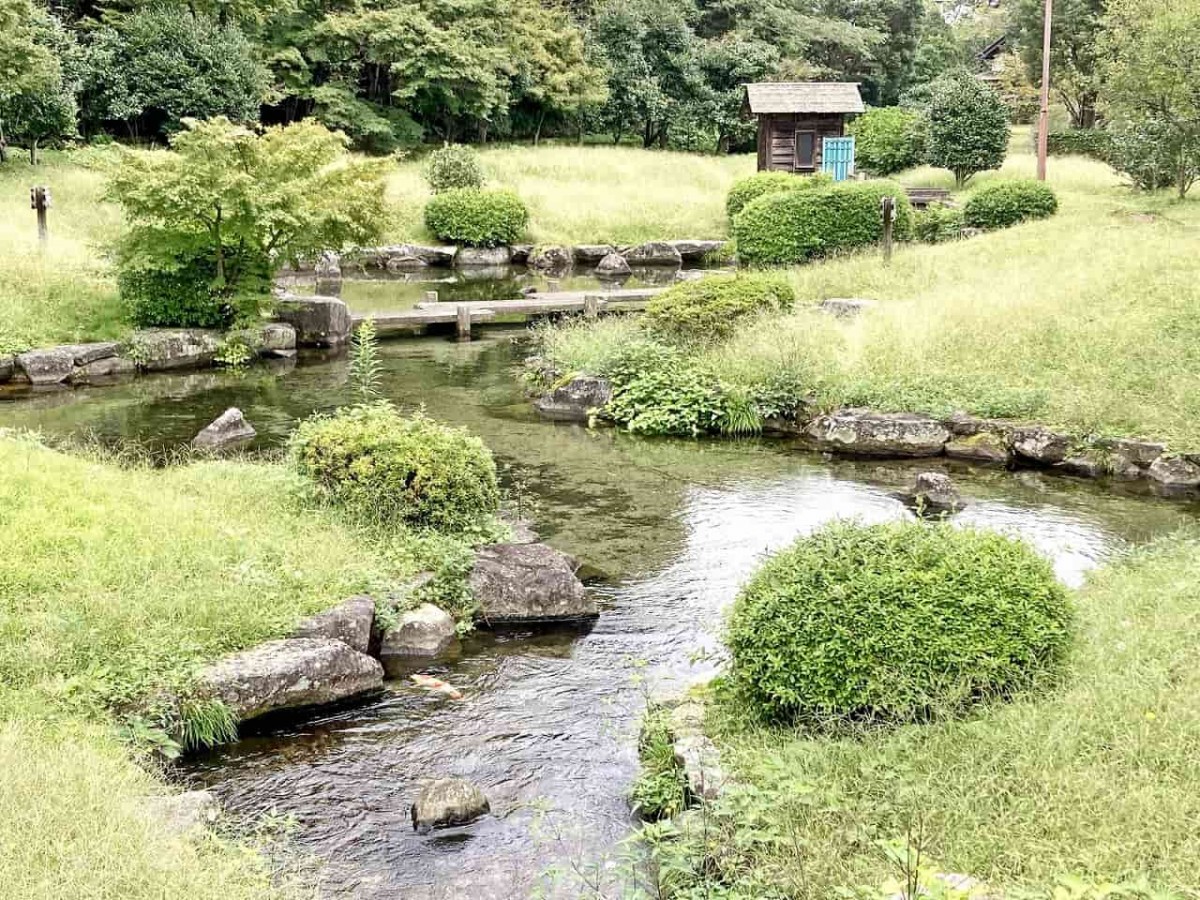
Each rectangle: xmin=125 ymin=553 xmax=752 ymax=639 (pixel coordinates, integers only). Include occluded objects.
xmin=2 ymin=0 xmax=992 ymax=156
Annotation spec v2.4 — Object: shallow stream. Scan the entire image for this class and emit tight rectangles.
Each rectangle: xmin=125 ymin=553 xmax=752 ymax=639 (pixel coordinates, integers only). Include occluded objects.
xmin=1 ymin=327 xmax=1195 ymax=898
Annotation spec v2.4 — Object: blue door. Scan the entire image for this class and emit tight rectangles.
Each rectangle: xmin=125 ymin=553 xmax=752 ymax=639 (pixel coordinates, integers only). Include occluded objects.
xmin=822 ymin=136 xmax=856 ymax=181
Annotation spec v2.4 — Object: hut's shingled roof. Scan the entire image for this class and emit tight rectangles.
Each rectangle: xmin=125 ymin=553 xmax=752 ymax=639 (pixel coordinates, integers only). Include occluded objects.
xmin=744 ymin=82 xmax=864 ymax=115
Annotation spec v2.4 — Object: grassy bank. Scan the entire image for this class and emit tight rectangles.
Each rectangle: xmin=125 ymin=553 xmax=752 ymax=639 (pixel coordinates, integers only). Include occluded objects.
xmin=0 ymin=153 xmax=124 ymax=355
xmin=538 ymin=139 xmax=1200 ymax=450
xmin=684 ymin=530 xmax=1200 ymax=897
xmin=0 ymin=434 xmax=468 ymax=899
xmin=0 ymin=145 xmax=750 ymax=353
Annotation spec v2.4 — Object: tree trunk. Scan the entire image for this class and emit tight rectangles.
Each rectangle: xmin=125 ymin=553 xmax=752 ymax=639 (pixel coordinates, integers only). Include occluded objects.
xmin=955 ymin=170 xmax=967 ymax=190
xmin=30 ymin=139 xmax=38 ymax=166
xmin=214 ymin=208 xmax=225 ymax=287
xmin=533 ymin=110 xmax=546 ymax=146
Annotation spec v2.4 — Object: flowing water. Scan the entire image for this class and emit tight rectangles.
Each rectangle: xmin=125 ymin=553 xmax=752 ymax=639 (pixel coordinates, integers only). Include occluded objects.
xmin=1 ymin=328 xmax=1195 ymax=898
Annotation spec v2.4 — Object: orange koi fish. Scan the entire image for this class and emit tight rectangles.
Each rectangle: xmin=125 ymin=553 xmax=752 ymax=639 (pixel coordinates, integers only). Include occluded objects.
xmin=410 ymin=673 xmax=464 ymax=700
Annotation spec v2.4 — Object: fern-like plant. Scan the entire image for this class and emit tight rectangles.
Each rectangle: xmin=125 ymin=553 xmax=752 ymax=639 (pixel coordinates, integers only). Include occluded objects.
xmin=349 ymin=317 xmax=383 ymax=403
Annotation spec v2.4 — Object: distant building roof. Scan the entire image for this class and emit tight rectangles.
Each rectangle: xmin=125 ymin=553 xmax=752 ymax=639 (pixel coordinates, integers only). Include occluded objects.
xmin=744 ymin=82 xmax=865 ymax=115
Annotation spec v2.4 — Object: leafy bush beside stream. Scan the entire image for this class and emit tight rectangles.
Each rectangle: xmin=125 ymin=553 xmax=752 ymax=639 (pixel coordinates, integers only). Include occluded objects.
xmin=643 ymin=273 xmax=795 ymax=344
xmin=290 ymin=403 xmax=500 ymax=530
xmin=423 ymin=188 xmax=529 ymax=247
xmin=727 ymin=520 xmax=1073 ymax=723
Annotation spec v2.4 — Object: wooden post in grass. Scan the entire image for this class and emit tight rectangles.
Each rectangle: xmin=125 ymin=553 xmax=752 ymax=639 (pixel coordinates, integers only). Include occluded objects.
xmin=583 ymin=294 xmax=601 ymax=319
xmin=456 ymin=304 xmax=471 ymax=341
xmin=881 ymin=196 xmax=895 ymax=263
xmin=30 ymin=185 xmax=50 ymax=246
xmin=1036 ymin=0 xmax=1054 ymax=181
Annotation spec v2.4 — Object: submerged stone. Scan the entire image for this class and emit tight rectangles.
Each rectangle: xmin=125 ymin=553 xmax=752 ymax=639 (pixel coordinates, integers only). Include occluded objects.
xmin=192 ymin=407 xmax=256 ymax=450
xmin=533 ymin=375 xmax=612 ymax=423
xmin=411 ymin=778 xmax=490 ymax=833
xmin=899 ymin=471 xmax=964 ymax=515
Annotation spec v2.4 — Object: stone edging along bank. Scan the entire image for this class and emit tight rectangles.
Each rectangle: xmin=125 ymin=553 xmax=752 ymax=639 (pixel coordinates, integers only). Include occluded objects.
xmin=534 ymin=375 xmax=1200 ymax=495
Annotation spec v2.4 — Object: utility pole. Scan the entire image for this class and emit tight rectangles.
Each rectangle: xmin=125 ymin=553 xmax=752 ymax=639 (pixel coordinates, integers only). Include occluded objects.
xmin=30 ymin=185 xmax=51 ymax=246
xmin=1037 ymin=0 xmax=1054 ymax=181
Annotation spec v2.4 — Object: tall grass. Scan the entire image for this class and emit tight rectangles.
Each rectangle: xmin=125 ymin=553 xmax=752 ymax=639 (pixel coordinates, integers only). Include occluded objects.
xmin=387 ymin=144 xmax=753 ymax=245
xmin=708 ymin=529 xmax=1200 ymax=894
xmin=0 ymin=434 xmax=471 ymax=898
xmin=0 ymin=151 xmax=124 ymax=354
xmin=541 ymin=137 xmax=1200 ymax=449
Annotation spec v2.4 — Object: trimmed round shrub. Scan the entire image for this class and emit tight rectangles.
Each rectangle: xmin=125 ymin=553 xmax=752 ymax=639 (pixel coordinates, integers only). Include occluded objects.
xmin=913 ymin=203 xmax=965 ymax=244
xmin=118 ymin=241 xmax=271 ymax=329
xmin=848 ymin=107 xmax=927 ymax=176
xmin=725 ymin=171 xmax=832 ymax=222
xmin=424 ymin=188 xmax=529 ymax=247
xmin=643 ymin=273 xmax=795 ymax=343
xmin=290 ymin=403 xmax=500 ymax=530
xmin=424 ymin=144 xmax=484 ymax=194
xmin=963 ymin=179 xmax=1058 ymax=230
xmin=733 ymin=180 xmax=913 ymax=266
xmin=727 ymin=520 xmax=1072 ymax=723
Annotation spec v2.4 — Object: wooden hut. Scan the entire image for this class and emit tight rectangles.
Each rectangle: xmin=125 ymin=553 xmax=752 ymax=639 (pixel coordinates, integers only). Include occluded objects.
xmin=744 ymin=82 xmax=864 ymax=176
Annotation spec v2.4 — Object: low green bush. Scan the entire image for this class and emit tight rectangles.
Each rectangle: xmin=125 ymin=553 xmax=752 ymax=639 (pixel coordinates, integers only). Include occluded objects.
xmin=913 ymin=203 xmax=965 ymax=244
xmin=423 ymin=188 xmax=529 ymax=247
xmin=289 ymin=403 xmax=500 ymax=530
xmin=424 ymin=144 xmax=485 ymax=193
xmin=733 ymin=180 xmax=913 ymax=266
xmin=963 ymin=179 xmax=1058 ymax=230
xmin=1045 ymin=128 xmax=1112 ymax=161
xmin=629 ymin=706 xmax=688 ymax=820
xmin=727 ymin=520 xmax=1072 ymax=723
xmin=725 ymin=171 xmax=831 ymax=222
xmin=848 ymin=107 xmax=927 ymax=176
xmin=117 ymin=242 xmax=271 ymax=329
xmin=643 ymin=273 xmax=795 ymax=343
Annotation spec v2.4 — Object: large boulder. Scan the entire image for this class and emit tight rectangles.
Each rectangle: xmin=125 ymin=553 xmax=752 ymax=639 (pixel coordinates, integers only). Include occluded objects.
xmin=292 ymin=595 xmax=376 ymax=655
xmin=69 ymin=356 xmax=136 ymax=383
xmin=1103 ymin=437 xmax=1165 ymax=477
xmin=15 ymin=348 xmax=75 ymax=385
xmin=275 ymin=296 xmax=352 ymax=347
xmin=350 ymin=244 xmax=458 ymax=269
xmin=595 ymin=252 xmax=631 ymax=277
xmin=257 ymin=323 xmax=297 ymax=357
xmin=573 ymin=244 xmax=615 ymax=265
xmin=411 ymin=778 xmax=490 ymax=834
xmin=61 ymin=342 xmax=121 ymax=366
xmin=945 ymin=431 xmax=1011 ymax=464
xmin=804 ymin=410 xmax=950 ymax=458
xmin=1147 ymin=455 xmax=1200 ymax=489
xmin=529 ymin=245 xmax=573 ymax=272
xmin=192 ymin=408 xmax=256 ymax=450
xmin=1011 ymin=427 xmax=1072 ymax=465
xmin=456 ymin=246 xmax=512 ymax=267
xmin=898 ymin=471 xmax=964 ymax=515
xmin=132 ymin=329 xmax=224 ymax=372
xmin=667 ymin=239 xmax=727 ymax=262
xmin=199 ymin=638 xmax=383 ymax=722
xmin=469 ymin=542 xmax=596 ymax=625
xmin=378 ymin=603 xmax=458 ymax=676
xmin=533 ymin=375 xmax=612 ymax=423
xmin=0 ymin=355 xmax=13 ymax=383
xmin=622 ymin=241 xmax=682 ymax=266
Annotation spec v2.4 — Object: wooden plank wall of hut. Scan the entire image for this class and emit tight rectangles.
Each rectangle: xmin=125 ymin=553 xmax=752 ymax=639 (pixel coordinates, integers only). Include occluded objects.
xmin=756 ymin=114 xmax=847 ymax=173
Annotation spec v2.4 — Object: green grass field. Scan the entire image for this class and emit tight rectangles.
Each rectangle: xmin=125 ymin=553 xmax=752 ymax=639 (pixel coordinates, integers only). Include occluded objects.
xmin=699 ymin=530 xmax=1200 ymax=897
xmin=539 ymin=133 xmax=1200 ymax=450
xmin=0 ymin=434 xmax=469 ymax=900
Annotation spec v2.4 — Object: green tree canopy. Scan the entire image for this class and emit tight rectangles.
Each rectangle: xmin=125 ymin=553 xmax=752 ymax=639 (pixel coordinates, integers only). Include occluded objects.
xmin=1099 ymin=0 xmax=1200 ymax=197
xmin=1013 ymin=0 xmax=1105 ymax=128
xmin=925 ymin=69 xmax=1009 ymax=188
xmin=108 ymin=117 xmax=389 ymax=296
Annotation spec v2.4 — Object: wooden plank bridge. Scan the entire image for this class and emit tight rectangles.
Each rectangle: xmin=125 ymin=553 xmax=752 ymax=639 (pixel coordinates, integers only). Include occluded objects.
xmin=351 ymin=287 xmax=664 ymax=340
